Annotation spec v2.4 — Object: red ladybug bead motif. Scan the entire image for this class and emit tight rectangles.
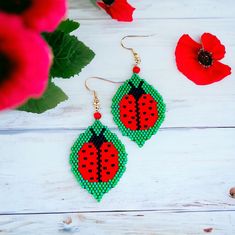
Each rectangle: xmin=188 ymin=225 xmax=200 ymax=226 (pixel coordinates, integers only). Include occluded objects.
xmin=70 ymin=120 xmax=127 ymax=201
xmin=119 ymin=81 xmax=158 ymax=130
xmin=78 ymin=128 xmax=119 ymax=183
xmin=78 ymin=142 xmax=98 ymax=182
xmin=112 ymin=73 xmax=166 ymax=147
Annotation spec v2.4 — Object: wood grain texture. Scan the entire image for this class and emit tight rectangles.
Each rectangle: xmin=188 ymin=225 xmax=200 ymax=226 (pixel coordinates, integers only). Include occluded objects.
xmin=68 ymin=0 xmax=235 ymax=19
xmin=0 ymin=18 xmax=235 ymax=130
xmin=0 ymin=128 xmax=234 ymax=213
xmin=1 ymin=211 xmax=234 ymax=235
xmin=1 ymin=0 xmax=235 ymax=234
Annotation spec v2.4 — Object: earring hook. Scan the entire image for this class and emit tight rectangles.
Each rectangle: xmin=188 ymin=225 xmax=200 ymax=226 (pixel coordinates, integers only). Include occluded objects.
xmin=85 ymin=77 xmax=124 ymax=112
xmin=85 ymin=76 xmax=124 ymax=94
xmin=121 ymin=34 xmax=156 ymax=65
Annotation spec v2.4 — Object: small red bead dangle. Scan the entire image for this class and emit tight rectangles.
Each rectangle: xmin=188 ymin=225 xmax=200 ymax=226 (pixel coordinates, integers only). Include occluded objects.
xmin=70 ymin=77 xmax=127 ymax=202
xmin=133 ymin=65 xmax=140 ymax=74
xmin=112 ymin=35 xmax=166 ymax=147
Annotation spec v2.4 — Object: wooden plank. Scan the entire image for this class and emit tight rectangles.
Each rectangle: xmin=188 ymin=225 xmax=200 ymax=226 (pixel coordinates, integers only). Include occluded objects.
xmin=68 ymin=0 xmax=235 ymax=19
xmin=0 ymin=18 xmax=234 ymax=130
xmin=0 ymin=128 xmax=234 ymax=213
xmin=0 ymin=211 xmax=234 ymax=235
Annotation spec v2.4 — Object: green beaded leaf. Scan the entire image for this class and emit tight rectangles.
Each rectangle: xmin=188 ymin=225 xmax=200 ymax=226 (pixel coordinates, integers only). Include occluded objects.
xmin=70 ymin=120 xmax=127 ymax=202
xmin=112 ymin=73 xmax=166 ymax=147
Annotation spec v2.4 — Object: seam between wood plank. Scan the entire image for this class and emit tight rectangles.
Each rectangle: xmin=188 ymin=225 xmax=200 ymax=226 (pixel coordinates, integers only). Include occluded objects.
xmin=1 ymin=208 xmax=235 ymax=216
xmin=0 ymin=126 xmax=234 ymax=135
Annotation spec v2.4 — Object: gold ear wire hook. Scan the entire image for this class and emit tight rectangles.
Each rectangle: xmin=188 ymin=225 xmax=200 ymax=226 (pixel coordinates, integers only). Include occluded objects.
xmin=121 ymin=34 xmax=156 ymax=65
xmin=85 ymin=77 xmax=125 ymax=112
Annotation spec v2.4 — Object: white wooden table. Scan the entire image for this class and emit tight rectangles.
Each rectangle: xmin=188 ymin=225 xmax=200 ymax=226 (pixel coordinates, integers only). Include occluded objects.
xmin=0 ymin=0 xmax=235 ymax=234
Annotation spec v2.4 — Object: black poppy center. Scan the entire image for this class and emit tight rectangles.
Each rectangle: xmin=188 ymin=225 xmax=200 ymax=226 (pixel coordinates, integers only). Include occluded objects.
xmin=198 ymin=49 xmax=213 ymax=67
xmin=0 ymin=0 xmax=32 ymax=14
xmin=0 ymin=52 xmax=13 ymax=84
xmin=102 ymin=0 xmax=115 ymax=5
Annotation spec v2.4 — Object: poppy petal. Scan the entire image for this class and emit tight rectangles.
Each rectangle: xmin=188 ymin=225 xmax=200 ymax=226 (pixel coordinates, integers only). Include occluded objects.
xmin=109 ymin=1 xmax=135 ymax=22
xmin=177 ymin=58 xmax=231 ymax=85
xmin=201 ymin=33 xmax=225 ymax=60
xmin=97 ymin=0 xmax=135 ymax=22
xmin=204 ymin=61 xmax=231 ymax=84
xmin=175 ymin=34 xmax=201 ymax=83
xmin=175 ymin=34 xmax=201 ymax=61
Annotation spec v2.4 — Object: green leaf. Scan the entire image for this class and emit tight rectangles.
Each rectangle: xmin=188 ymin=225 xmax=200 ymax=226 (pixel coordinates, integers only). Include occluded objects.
xmin=57 ymin=19 xmax=80 ymax=34
xmin=18 ymin=82 xmax=68 ymax=113
xmin=44 ymin=31 xmax=95 ymax=78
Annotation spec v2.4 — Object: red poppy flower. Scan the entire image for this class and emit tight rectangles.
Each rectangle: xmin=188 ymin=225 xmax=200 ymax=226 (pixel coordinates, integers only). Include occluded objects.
xmin=175 ymin=33 xmax=231 ymax=85
xmin=0 ymin=0 xmax=67 ymax=32
xmin=97 ymin=0 xmax=135 ymax=22
xmin=0 ymin=13 xmax=51 ymax=111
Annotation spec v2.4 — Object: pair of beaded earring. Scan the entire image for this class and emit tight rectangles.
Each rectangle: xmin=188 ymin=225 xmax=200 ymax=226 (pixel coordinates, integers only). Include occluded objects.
xmin=70 ymin=35 xmax=166 ymax=201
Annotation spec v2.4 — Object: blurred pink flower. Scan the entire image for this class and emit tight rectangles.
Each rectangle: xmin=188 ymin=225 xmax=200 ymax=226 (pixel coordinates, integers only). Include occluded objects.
xmin=0 ymin=0 xmax=67 ymax=32
xmin=0 ymin=13 xmax=51 ymax=111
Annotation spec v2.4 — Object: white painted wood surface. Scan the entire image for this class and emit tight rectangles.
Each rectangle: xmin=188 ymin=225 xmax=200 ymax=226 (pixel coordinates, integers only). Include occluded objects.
xmin=1 ymin=211 xmax=234 ymax=235
xmin=0 ymin=0 xmax=235 ymax=234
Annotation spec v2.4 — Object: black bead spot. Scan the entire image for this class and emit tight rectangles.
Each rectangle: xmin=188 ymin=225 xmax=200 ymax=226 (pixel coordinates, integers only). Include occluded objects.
xmin=131 ymin=116 xmax=135 ymax=120
xmin=142 ymin=103 xmax=146 ymax=106
xmin=123 ymin=105 xmax=126 ymax=108
xmin=143 ymin=95 xmax=147 ymax=99
xmin=88 ymin=169 xmax=92 ymax=173
xmin=88 ymin=144 xmax=92 ymax=148
xmin=111 ymin=154 xmax=115 ymax=157
xmin=90 ymin=177 xmax=94 ymax=180
xmin=123 ymin=114 xmax=127 ymax=118
xmin=151 ymin=113 xmax=155 ymax=116
xmin=111 ymin=164 xmax=115 ymax=167
xmin=128 ymin=101 xmax=132 ymax=104
xmin=129 ymin=110 xmax=133 ymax=112
xmin=90 ymin=152 xmax=94 ymax=155
xmin=84 ymin=157 xmax=88 ymax=160
xmin=128 ymin=121 xmax=132 ymax=124
xmin=148 ymin=107 xmax=153 ymax=110
xmin=82 ymin=164 xmax=86 ymax=168
xmin=82 ymin=150 xmax=86 ymax=153
xmin=125 ymin=96 xmax=129 ymax=100
xmin=144 ymin=125 xmax=148 ymax=128
xmin=106 ymin=171 xmax=110 ymax=175
xmin=105 ymin=159 xmax=108 ymax=162
xmin=145 ymin=118 xmax=148 ymax=121
xmin=143 ymin=112 xmax=147 ymax=115
xmin=104 ymin=149 xmax=108 ymax=153
xmin=150 ymin=100 xmax=154 ymax=103
xmin=103 ymin=166 xmax=107 ymax=170
xmin=107 ymin=144 xmax=111 ymax=147
xmin=90 ymin=162 xmax=94 ymax=165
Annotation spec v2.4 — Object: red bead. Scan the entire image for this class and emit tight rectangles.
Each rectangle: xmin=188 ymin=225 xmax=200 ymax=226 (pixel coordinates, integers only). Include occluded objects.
xmin=133 ymin=66 xmax=140 ymax=74
xmin=94 ymin=112 xmax=102 ymax=120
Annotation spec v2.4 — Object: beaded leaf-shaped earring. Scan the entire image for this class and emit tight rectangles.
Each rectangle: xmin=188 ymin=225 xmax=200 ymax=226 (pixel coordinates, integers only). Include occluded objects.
xmin=70 ymin=78 xmax=127 ymax=202
xmin=112 ymin=35 xmax=166 ymax=147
